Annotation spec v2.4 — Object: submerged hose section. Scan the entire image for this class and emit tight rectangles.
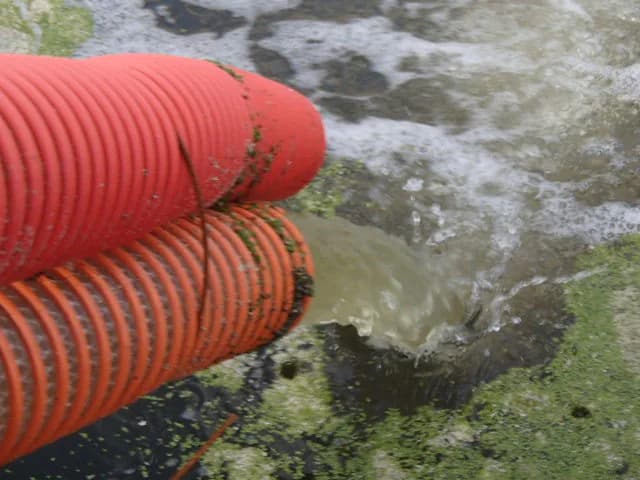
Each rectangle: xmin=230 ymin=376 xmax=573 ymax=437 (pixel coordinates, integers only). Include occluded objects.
xmin=0 ymin=204 xmax=314 ymax=467
xmin=0 ymin=54 xmax=325 ymax=286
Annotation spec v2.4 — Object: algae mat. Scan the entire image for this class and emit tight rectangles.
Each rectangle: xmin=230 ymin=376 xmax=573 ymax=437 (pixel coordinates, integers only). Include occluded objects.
xmin=198 ymin=235 xmax=640 ymax=480
xmin=0 ymin=0 xmax=92 ymax=56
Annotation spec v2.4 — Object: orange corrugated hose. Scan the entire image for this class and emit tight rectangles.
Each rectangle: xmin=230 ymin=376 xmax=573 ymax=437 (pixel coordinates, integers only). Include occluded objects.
xmin=0 ymin=52 xmax=324 ymax=472
xmin=0 ymin=53 xmax=325 ymax=286
xmin=0 ymin=204 xmax=314 ymax=467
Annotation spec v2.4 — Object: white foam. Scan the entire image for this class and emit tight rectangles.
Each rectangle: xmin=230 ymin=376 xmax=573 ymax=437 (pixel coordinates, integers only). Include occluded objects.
xmin=325 ymin=115 xmax=532 ymax=208
xmin=537 ymin=197 xmax=640 ymax=243
xmin=182 ymin=0 xmax=302 ymax=22
xmin=74 ymin=0 xmax=254 ymax=69
xmin=402 ymin=178 xmax=424 ymax=192
xmin=612 ymin=63 xmax=640 ymax=101
xmin=260 ymin=16 xmax=530 ymax=91
xmin=548 ymin=0 xmax=592 ymax=19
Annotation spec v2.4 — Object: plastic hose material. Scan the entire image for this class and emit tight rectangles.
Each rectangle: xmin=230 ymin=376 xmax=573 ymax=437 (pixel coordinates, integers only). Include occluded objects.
xmin=0 ymin=204 xmax=314 ymax=467
xmin=0 ymin=53 xmax=325 ymax=285
xmin=228 ymin=68 xmax=328 ymax=202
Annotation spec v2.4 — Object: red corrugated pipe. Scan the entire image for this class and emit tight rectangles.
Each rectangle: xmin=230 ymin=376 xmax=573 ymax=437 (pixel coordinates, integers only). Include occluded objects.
xmin=0 ymin=203 xmax=314 ymax=466
xmin=0 ymin=53 xmax=325 ymax=285
xmin=0 ymin=54 xmax=325 ymax=469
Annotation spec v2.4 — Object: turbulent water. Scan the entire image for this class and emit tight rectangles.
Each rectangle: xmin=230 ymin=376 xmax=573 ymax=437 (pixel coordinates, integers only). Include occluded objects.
xmin=74 ymin=0 xmax=640 ymax=353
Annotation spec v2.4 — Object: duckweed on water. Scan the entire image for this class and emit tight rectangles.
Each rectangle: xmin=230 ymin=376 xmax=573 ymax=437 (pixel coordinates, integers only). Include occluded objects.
xmin=285 ymin=159 xmax=365 ymax=218
xmin=197 ymin=235 xmax=640 ymax=479
xmin=342 ymin=234 xmax=640 ymax=479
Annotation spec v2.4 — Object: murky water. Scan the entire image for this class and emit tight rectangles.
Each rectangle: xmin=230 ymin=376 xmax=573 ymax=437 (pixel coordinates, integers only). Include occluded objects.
xmin=293 ymin=213 xmax=474 ymax=352
xmin=73 ymin=0 xmax=640 ymax=355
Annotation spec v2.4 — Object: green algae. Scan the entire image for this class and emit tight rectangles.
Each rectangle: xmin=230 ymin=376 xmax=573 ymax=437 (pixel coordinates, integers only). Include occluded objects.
xmin=35 ymin=0 xmax=93 ymax=56
xmin=207 ymin=59 xmax=244 ymax=81
xmin=0 ymin=0 xmax=34 ymax=53
xmin=0 ymin=1 xmax=31 ymax=34
xmin=230 ymin=327 xmax=338 ymax=441
xmin=256 ymin=328 xmax=335 ymax=438
xmin=201 ymin=327 xmax=362 ymax=479
xmin=195 ymin=357 xmax=248 ymax=394
xmin=0 ymin=0 xmax=92 ymax=56
xmin=285 ymin=159 xmax=365 ymax=218
xmin=612 ymin=286 xmax=640 ymax=376
xmin=204 ymin=443 xmax=276 ymax=480
xmin=341 ymin=234 xmax=640 ymax=479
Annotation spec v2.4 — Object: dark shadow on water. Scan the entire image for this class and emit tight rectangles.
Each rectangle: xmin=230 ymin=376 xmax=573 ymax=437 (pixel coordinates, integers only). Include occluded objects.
xmin=143 ymin=0 xmax=247 ymax=37
xmin=323 ymin=282 xmax=574 ymax=418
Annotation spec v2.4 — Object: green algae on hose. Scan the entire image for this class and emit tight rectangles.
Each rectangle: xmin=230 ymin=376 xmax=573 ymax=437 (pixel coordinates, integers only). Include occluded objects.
xmin=226 ymin=212 xmax=261 ymax=263
xmin=248 ymin=203 xmax=300 ymax=255
xmin=206 ymin=59 xmax=244 ymax=82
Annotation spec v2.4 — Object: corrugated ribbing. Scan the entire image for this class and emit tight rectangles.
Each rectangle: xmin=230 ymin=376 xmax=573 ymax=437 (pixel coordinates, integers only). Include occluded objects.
xmin=0 ymin=204 xmax=314 ymax=466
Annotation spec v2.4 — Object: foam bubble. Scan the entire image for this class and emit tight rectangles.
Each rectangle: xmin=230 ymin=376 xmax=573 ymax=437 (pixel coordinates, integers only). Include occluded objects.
xmin=74 ymin=0 xmax=254 ymax=69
